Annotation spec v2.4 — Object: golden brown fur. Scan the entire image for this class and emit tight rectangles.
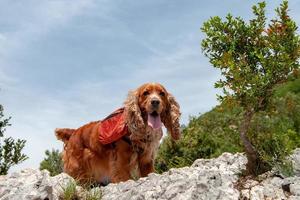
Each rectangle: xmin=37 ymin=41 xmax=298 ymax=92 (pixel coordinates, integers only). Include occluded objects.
xmin=55 ymin=83 xmax=181 ymax=184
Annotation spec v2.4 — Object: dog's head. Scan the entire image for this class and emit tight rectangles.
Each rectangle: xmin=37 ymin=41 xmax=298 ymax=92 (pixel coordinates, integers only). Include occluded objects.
xmin=124 ymin=83 xmax=181 ymax=140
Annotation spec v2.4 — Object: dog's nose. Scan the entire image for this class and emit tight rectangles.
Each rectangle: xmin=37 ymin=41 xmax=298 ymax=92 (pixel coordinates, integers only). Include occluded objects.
xmin=151 ymin=99 xmax=160 ymax=107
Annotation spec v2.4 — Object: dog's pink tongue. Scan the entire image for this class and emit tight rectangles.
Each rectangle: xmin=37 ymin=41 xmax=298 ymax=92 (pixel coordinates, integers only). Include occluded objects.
xmin=148 ymin=114 xmax=162 ymax=130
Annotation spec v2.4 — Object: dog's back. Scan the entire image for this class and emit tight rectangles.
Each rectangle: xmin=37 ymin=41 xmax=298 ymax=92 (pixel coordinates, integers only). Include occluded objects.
xmin=55 ymin=121 xmax=136 ymax=184
xmin=55 ymin=128 xmax=75 ymax=143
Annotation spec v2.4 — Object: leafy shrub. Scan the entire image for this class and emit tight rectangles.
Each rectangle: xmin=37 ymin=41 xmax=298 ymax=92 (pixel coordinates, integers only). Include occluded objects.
xmin=200 ymin=0 xmax=300 ymax=174
xmin=40 ymin=149 xmax=63 ymax=176
xmin=155 ymin=104 xmax=243 ymax=173
xmin=0 ymin=104 xmax=28 ymax=175
xmin=249 ymin=92 xmax=300 ymax=172
xmin=155 ymin=79 xmax=300 ymax=174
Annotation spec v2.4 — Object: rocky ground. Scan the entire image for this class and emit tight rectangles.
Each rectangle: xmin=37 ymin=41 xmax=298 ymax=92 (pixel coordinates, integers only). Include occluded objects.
xmin=0 ymin=149 xmax=299 ymax=200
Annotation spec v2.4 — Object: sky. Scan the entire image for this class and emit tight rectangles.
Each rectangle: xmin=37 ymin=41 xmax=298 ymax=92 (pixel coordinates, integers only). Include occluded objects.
xmin=1 ymin=0 xmax=300 ymax=172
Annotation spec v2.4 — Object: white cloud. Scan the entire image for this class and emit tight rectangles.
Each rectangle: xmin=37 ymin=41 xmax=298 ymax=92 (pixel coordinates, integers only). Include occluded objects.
xmin=0 ymin=0 xmax=96 ymax=64
xmin=0 ymin=68 xmax=18 ymax=91
xmin=0 ymin=0 xmax=106 ymax=172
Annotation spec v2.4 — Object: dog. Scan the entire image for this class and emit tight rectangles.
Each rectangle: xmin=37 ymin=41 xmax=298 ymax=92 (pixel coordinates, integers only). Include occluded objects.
xmin=55 ymin=83 xmax=181 ymax=184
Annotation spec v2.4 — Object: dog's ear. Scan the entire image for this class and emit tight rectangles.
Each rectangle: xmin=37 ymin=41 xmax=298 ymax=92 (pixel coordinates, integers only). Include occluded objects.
xmin=161 ymin=93 xmax=181 ymax=140
xmin=124 ymin=90 xmax=145 ymax=140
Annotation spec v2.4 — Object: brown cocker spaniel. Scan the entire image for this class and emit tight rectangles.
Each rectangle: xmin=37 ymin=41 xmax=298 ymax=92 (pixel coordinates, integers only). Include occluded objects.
xmin=55 ymin=83 xmax=181 ymax=184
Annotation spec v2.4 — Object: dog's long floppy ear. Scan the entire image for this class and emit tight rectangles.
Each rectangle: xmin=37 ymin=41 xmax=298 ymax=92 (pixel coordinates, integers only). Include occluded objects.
xmin=124 ymin=90 xmax=145 ymax=140
xmin=162 ymin=93 xmax=181 ymax=140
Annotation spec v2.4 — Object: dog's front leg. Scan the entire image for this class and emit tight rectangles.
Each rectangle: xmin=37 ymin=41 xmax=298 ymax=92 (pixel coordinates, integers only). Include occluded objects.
xmin=139 ymin=161 xmax=154 ymax=177
xmin=138 ymin=153 xmax=154 ymax=177
xmin=110 ymin=141 xmax=136 ymax=183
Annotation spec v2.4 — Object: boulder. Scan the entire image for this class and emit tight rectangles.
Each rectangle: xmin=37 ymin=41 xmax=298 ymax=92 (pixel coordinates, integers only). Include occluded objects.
xmin=101 ymin=152 xmax=246 ymax=200
xmin=0 ymin=149 xmax=299 ymax=200
xmin=0 ymin=169 xmax=73 ymax=200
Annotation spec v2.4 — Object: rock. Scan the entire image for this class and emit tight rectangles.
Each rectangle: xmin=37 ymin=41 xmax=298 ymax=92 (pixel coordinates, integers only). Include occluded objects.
xmin=239 ymin=166 xmax=300 ymax=200
xmin=240 ymin=177 xmax=287 ymax=200
xmin=290 ymin=148 xmax=300 ymax=176
xmin=0 ymin=169 xmax=74 ymax=200
xmin=0 ymin=149 xmax=299 ymax=200
xmin=284 ymin=177 xmax=300 ymax=196
xmin=101 ymin=152 xmax=247 ymax=200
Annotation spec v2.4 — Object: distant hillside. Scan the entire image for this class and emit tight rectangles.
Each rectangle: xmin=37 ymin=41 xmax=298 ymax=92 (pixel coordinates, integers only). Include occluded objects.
xmin=155 ymin=77 xmax=300 ymax=173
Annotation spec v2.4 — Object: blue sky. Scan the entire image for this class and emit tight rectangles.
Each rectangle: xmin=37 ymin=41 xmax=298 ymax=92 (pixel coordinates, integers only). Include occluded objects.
xmin=1 ymin=0 xmax=299 ymax=172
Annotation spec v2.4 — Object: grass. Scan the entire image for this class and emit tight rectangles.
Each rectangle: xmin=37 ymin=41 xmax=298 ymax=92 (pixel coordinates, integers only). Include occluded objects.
xmin=59 ymin=180 xmax=78 ymax=200
xmin=59 ymin=180 xmax=102 ymax=200
xmin=275 ymin=160 xmax=295 ymax=177
xmin=84 ymin=188 xmax=102 ymax=200
xmin=130 ymin=165 xmax=140 ymax=181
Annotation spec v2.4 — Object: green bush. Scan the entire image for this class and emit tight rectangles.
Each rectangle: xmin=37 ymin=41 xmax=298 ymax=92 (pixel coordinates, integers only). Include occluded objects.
xmin=40 ymin=149 xmax=63 ymax=176
xmin=200 ymin=0 xmax=300 ymax=174
xmin=155 ymin=79 xmax=300 ymax=174
xmin=0 ymin=104 xmax=28 ymax=175
xmin=155 ymin=104 xmax=243 ymax=173
xmin=249 ymin=92 xmax=300 ymax=171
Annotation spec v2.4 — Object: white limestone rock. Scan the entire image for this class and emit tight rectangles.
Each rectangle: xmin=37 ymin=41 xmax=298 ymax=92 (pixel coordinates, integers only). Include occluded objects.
xmin=0 ymin=148 xmax=299 ymax=200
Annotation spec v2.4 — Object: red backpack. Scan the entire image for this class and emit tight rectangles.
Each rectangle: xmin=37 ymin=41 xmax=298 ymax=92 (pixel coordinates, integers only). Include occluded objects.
xmin=98 ymin=108 xmax=128 ymax=145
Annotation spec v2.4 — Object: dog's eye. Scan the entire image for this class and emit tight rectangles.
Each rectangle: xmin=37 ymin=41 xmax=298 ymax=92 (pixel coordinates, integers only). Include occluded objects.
xmin=143 ymin=91 xmax=149 ymax=96
xmin=159 ymin=92 xmax=165 ymax=97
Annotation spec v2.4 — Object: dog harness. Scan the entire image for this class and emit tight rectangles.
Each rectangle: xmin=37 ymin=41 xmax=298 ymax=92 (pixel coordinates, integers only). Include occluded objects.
xmin=98 ymin=108 xmax=129 ymax=145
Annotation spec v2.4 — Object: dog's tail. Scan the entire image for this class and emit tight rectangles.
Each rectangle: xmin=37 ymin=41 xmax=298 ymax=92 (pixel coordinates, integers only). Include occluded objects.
xmin=55 ymin=128 xmax=76 ymax=143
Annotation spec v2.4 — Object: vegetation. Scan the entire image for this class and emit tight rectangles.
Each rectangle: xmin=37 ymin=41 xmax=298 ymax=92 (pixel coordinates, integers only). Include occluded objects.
xmin=84 ymin=188 xmax=102 ymax=200
xmin=40 ymin=149 xmax=63 ymax=176
xmin=156 ymin=1 xmax=300 ymax=174
xmin=155 ymin=105 xmax=243 ymax=173
xmin=201 ymin=0 xmax=300 ymax=174
xmin=59 ymin=180 xmax=102 ymax=200
xmin=0 ymin=104 xmax=28 ymax=175
xmin=155 ymin=76 xmax=300 ymax=174
xmin=59 ymin=181 xmax=77 ymax=200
